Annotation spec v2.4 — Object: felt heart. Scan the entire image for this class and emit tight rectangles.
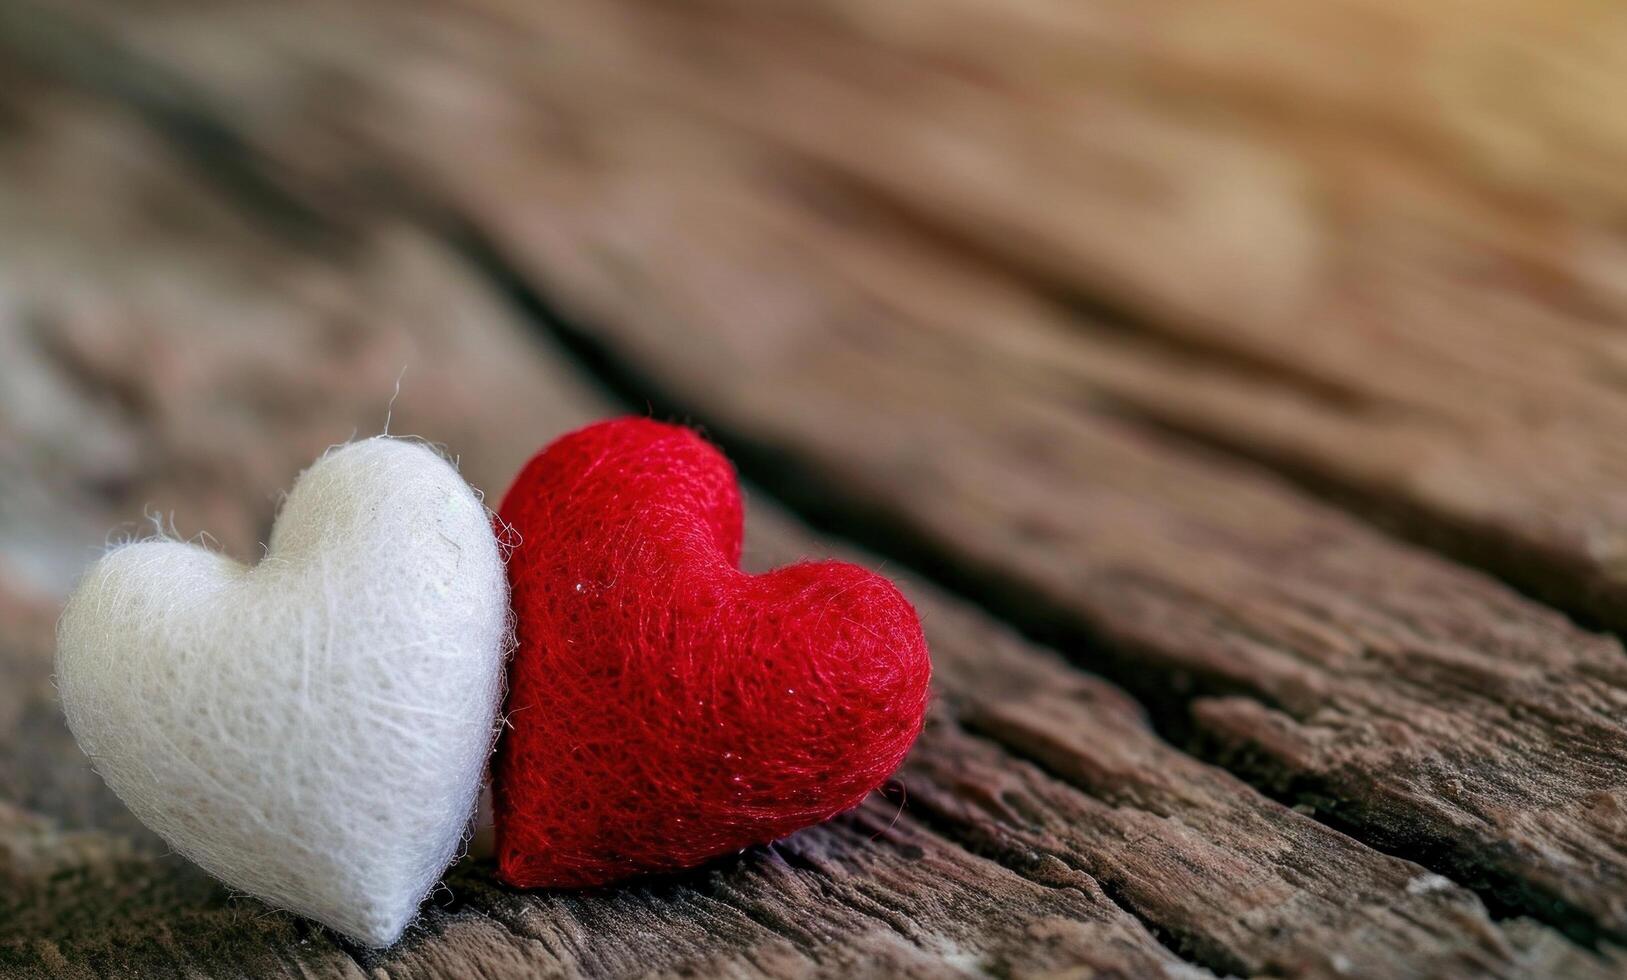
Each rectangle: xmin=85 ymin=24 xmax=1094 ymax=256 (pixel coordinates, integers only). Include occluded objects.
xmin=493 ymin=418 xmax=931 ymax=887
xmin=55 ymin=438 xmax=510 ymax=947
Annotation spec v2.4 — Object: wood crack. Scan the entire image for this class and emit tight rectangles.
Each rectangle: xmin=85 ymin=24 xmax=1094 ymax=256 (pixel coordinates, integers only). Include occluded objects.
xmin=1189 ymin=703 xmax=1615 ymax=950
xmin=435 ymin=221 xmax=1627 ymax=952
xmin=932 ymin=711 xmax=1583 ymax=975
xmin=895 ymin=743 xmax=1249 ymax=978
xmin=1097 ymin=398 xmax=1627 ymax=638
xmin=434 ymin=219 xmax=1278 ymax=740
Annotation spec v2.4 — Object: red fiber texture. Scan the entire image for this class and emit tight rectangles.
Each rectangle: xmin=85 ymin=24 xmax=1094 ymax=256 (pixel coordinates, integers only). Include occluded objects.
xmin=494 ymin=418 xmax=931 ymax=888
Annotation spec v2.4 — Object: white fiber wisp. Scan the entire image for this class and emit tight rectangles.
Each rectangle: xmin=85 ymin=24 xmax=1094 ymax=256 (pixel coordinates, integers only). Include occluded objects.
xmin=56 ymin=438 xmax=511 ymax=947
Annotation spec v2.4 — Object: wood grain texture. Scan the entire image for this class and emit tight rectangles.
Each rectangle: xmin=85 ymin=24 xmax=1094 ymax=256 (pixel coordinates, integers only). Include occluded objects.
xmin=506 ymin=216 xmax=1627 ymax=947
xmin=746 ymin=522 xmax=1621 ymax=979
xmin=5 ymin=2 xmax=1627 ymax=977
xmin=0 ymin=78 xmax=1201 ymax=980
xmin=29 ymin=0 xmax=1627 ymax=631
xmin=154 ymin=12 xmax=1627 ymax=939
xmin=423 ymin=0 xmax=1627 ymax=633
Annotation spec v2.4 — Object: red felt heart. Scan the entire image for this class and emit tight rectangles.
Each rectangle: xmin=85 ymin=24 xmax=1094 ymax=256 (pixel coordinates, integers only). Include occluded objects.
xmin=493 ymin=418 xmax=931 ymax=887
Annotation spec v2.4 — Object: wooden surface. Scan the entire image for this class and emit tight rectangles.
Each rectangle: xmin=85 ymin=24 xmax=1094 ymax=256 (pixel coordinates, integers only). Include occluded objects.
xmin=6 ymin=3 xmax=1627 ymax=977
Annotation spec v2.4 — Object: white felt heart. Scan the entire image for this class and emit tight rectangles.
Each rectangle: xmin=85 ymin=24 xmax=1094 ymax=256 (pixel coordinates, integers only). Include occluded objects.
xmin=55 ymin=438 xmax=510 ymax=947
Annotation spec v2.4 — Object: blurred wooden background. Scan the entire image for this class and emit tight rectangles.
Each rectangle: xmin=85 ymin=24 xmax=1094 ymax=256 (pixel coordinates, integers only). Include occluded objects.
xmin=6 ymin=2 xmax=1627 ymax=976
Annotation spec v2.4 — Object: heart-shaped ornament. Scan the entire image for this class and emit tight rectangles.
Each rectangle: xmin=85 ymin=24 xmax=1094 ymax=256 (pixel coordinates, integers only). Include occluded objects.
xmin=56 ymin=438 xmax=510 ymax=946
xmin=494 ymin=418 xmax=931 ymax=887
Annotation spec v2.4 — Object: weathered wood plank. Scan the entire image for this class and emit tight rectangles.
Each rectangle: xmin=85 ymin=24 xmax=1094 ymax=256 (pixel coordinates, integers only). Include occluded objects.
xmin=0 ymin=82 xmax=598 ymax=594
xmin=33 ymin=0 xmax=1627 ymax=634
xmin=482 ymin=185 xmax=1627 ymax=944
xmin=5 ymin=795 xmax=1189 ymax=980
xmin=106 ymin=11 xmax=1624 ymax=943
xmin=3 ymin=55 xmax=1617 ymax=977
xmin=127 ymin=18 xmax=1627 ymax=942
xmin=93 ymin=3 xmax=1615 ymax=936
xmin=0 ymin=85 xmax=1199 ymax=980
xmin=746 ymin=520 xmax=1622 ymax=979
xmin=425 ymin=0 xmax=1627 ymax=632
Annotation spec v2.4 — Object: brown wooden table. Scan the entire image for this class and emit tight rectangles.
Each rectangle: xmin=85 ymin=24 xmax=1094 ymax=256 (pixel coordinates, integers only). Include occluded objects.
xmin=5 ymin=2 xmax=1627 ymax=976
